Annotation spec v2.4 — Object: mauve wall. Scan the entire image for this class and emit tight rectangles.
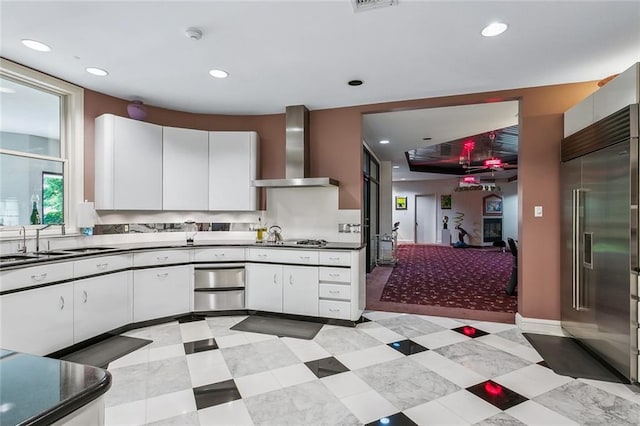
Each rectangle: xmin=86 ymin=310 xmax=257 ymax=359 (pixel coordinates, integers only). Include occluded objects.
xmin=84 ymin=81 xmax=598 ymax=321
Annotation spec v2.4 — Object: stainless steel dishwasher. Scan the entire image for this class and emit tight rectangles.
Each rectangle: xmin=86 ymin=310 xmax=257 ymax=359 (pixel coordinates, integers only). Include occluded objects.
xmin=194 ymin=265 xmax=245 ymax=311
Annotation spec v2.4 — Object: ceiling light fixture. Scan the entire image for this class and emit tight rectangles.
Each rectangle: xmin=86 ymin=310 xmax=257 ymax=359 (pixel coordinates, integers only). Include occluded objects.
xmin=21 ymin=39 xmax=51 ymax=52
xmin=185 ymin=27 xmax=203 ymax=40
xmin=481 ymin=22 xmax=508 ymax=37
xmin=348 ymin=79 xmax=363 ymax=86
xmin=86 ymin=67 xmax=108 ymax=76
xmin=209 ymin=69 xmax=229 ymax=79
xmin=393 ymin=165 xmax=400 ymax=169
xmin=379 ymin=140 xmax=390 ymax=144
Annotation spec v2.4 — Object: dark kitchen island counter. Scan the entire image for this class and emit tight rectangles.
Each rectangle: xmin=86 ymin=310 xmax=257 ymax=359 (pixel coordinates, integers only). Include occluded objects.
xmin=0 ymin=349 xmax=111 ymax=426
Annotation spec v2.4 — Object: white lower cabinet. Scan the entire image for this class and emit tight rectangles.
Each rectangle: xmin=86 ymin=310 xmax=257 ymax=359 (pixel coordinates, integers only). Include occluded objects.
xmin=0 ymin=283 xmax=74 ymax=355
xmin=283 ymin=266 xmax=318 ymax=316
xmin=133 ymin=265 xmax=191 ymax=322
xmin=246 ymin=263 xmax=283 ymax=312
xmin=73 ymin=271 xmax=132 ymax=343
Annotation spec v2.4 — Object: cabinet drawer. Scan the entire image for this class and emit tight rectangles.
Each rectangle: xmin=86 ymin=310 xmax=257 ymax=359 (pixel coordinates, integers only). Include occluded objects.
xmin=194 ymin=290 xmax=245 ymax=311
xmin=247 ymin=248 xmax=318 ymax=265
xmin=319 ymin=267 xmax=350 ymax=283
xmin=319 ymin=300 xmax=351 ymax=320
xmin=133 ymin=249 xmax=190 ymax=267
xmin=73 ymin=254 xmax=132 ymax=277
xmin=194 ymin=247 xmax=245 ymax=262
xmin=319 ymin=284 xmax=350 ymax=301
xmin=0 ymin=262 xmax=74 ymax=292
xmin=319 ymin=251 xmax=351 ymax=267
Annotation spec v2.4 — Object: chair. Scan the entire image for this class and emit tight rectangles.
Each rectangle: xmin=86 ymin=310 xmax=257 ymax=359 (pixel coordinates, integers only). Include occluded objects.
xmin=506 ymin=238 xmax=518 ymax=295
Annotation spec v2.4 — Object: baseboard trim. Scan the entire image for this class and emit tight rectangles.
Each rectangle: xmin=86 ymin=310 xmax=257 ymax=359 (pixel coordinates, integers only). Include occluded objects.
xmin=515 ymin=313 xmax=570 ymax=336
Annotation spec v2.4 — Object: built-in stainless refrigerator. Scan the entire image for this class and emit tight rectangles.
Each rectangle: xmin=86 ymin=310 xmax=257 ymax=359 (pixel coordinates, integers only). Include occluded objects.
xmin=561 ymin=104 xmax=639 ymax=383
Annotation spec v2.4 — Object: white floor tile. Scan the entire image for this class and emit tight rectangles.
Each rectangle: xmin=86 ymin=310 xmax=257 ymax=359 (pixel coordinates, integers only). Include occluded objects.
xmin=145 ymin=389 xmax=197 ymax=423
xmin=506 ymin=400 xmax=580 ymax=425
xmin=321 ymin=371 xmax=373 ymax=399
xmin=198 ymin=399 xmax=255 ymax=426
xmin=477 ymin=335 xmax=543 ymax=363
xmin=468 ymin=321 xmax=516 ymax=333
xmin=179 ymin=321 xmax=213 ymax=343
xmin=436 ymin=390 xmax=501 ymax=423
xmin=108 ymin=347 xmax=150 ymax=369
xmin=215 ymin=333 xmax=251 ymax=348
xmin=280 ymin=337 xmax=331 ymax=362
xmin=359 ymin=325 xmax=406 ymax=343
xmin=411 ymin=350 xmax=487 ymax=388
xmin=105 ymin=399 xmax=146 ymax=426
xmin=186 ymin=350 xmax=231 ymax=387
xmin=494 ymin=364 xmax=573 ymax=398
xmin=578 ymin=378 xmax=640 ymax=405
xmin=271 ymin=363 xmax=317 ymax=388
xmin=340 ymin=389 xmax=398 ymax=424
xmin=416 ymin=315 xmax=465 ymax=329
xmin=149 ymin=343 xmax=185 ymax=362
xmin=336 ymin=344 xmax=404 ymax=370
xmin=241 ymin=331 xmax=278 ymax=343
xmin=412 ymin=330 xmax=470 ymax=349
xmin=234 ymin=370 xmax=283 ymax=398
xmin=362 ymin=311 xmax=404 ymax=321
xmin=403 ymin=400 xmax=470 ymax=426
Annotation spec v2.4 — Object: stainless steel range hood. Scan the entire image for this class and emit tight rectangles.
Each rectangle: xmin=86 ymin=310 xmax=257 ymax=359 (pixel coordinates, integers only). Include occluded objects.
xmin=252 ymin=105 xmax=339 ymax=188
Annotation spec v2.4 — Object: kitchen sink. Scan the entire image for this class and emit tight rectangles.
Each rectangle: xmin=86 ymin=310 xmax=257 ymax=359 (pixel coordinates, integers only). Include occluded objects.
xmin=0 ymin=254 xmax=39 ymax=263
xmin=61 ymin=247 xmax=116 ymax=253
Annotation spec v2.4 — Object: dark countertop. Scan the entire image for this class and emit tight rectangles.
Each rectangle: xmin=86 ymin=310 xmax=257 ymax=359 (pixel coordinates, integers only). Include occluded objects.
xmin=0 ymin=240 xmax=365 ymax=269
xmin=0 ymin=349 xmax=111 ymax=426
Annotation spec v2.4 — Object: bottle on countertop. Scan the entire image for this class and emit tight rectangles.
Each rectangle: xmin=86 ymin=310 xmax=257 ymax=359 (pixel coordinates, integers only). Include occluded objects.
xmin=256 ymin=217 xmax=266 ymax=242
xmin=30 ymin=200 xmax=40 ymax=225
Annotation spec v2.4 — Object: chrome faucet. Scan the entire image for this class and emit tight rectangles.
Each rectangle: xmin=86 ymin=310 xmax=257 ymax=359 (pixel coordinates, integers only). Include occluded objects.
xmin=35 ymin=224 xmax=52 ymax=253
xmin=17 ymin=226 xmax=27 ymax=253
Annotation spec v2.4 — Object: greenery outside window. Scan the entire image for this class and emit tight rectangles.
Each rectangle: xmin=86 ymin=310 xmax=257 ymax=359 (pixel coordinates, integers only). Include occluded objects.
xmin=0 ymin=58 xmax=84 ymax=235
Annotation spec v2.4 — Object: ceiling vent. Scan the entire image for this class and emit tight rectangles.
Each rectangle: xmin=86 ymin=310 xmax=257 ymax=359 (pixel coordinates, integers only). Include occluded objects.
xmin=352 ymin=0 xmax=398 ymax=13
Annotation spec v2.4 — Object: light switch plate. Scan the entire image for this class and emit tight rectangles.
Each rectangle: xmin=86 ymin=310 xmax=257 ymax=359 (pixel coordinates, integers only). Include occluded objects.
xmin=534 ymin=206 xmax=543 ymax=217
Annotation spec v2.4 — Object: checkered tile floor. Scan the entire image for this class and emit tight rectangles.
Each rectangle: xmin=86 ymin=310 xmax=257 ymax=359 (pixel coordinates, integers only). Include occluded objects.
xmin=105 ymin=311 xmax=640 ymax=425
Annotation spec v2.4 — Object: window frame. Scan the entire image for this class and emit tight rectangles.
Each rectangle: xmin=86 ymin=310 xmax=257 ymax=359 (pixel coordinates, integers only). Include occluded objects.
xmin=0 ymin=58 xmax=84 ymax=236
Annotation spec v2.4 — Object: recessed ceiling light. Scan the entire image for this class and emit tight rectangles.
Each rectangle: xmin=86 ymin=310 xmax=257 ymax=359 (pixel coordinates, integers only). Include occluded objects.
xmin=348 ymin=79 xmax=363 ymax=86
xmin=393 ymin=165 xmax=400 ymax=169
xmin=86 ymin=67 xmax=108 ymax=76
xmin=21 ymin=39 xmax=51 ymax=52
xmin=481 ymin=22 xmax=508 ymax=37
xmin=422 ymin=137 xmax=432 ymax=141
xmin=0 ymin=87 xmax=16 ymax=94
xmin=401 ymin=178 xmax=407 ymax=181
xmin=209 ymin=69 xmax=229 ymax=79
xmin=379 ymin=140 xmax=390 ymax=144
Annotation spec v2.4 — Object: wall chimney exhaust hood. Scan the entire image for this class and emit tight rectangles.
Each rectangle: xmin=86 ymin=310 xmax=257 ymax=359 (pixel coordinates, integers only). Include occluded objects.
xmin=252 ymin=105 xmax=339 ymax=188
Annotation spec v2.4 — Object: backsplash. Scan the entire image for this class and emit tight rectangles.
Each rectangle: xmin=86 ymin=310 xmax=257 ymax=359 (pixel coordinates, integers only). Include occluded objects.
xmin=94 ymin=222 xmax=255 ymax=234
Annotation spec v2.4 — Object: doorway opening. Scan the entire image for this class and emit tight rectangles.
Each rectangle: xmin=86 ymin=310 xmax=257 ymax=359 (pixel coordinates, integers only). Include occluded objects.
xmin=414 ymin=194 xmax=437 ymax=244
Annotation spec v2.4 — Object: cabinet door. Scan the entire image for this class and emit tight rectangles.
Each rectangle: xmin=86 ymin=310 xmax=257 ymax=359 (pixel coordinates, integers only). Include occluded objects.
xmin=283 ymin=266 xmax=318 ymax=316
xmin=163 ymin=126 xmax=209 ymax=210
xmin=133 ymin=265 xmax=191 ymax=322
xmin=74 ymin=271 xmax=132 ymax=343
xmin=95 ymin=114 xmax=163 ymax=210
xmin=209 ymin=131 xmax=258 ymax=211
xmin=246 ymin=263 xmax=282 ymax=312
xmin=0 ymin=283 xmax=74 ymax=355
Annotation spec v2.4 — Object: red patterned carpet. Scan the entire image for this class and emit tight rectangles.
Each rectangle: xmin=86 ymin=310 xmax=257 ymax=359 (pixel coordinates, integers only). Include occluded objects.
xmin=379 ymin=244 xmax=517 ymax=313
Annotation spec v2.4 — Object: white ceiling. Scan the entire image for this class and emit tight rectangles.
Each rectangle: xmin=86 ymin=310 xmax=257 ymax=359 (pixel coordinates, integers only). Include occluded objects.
xmin=1 ymin=0 xmax=638 ymax=180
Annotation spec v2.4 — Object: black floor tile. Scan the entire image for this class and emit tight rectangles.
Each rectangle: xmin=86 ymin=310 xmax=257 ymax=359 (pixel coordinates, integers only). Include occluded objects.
xmin=365 ymin=412 xmax=418 ymax=426
xmin=537 ymin=360 xmax=550 ymax=369
xmin=184 ymin=338 xmax=218 ymax=355
xmin=452 ymin=325 xmax=489 ymax=338
xmin=193 ymin=379 xmax=241 ymax=410
xmin=177 ymin=314 xmax=206 ymax=323
xmin=466 ymin=380 xmax=528 ymax=410
xmin=387 ymin=340 xmax=428 ymax=356
xmin=305 ymin=356 xmax=350 ymax=378
xmin=59 ymin=335 xmax=151 ymax=368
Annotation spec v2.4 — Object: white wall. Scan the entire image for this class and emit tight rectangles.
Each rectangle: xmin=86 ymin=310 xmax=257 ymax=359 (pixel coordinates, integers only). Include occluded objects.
xmin=379 ymin=161 xmax=393 ymax=237
xmin=392 ymin=178 xmax=519 ymax=246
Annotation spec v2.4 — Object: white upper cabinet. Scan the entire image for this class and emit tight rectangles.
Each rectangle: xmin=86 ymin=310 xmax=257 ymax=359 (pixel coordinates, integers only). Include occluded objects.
xmin=209 ymin=131 xmax=258 ymax=211
xmin=163 ymin=126 xmax=209 ymax=210
xmin=95 ymin=114 xmax=163 ymax=210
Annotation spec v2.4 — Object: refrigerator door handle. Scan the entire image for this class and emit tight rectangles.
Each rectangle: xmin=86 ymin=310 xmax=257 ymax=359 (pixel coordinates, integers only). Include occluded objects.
xmin=572 ymin=189 xmax=585 ymax=310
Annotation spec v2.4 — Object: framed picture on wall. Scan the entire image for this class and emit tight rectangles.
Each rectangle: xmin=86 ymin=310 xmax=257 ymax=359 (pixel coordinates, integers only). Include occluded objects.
xmin=483 ymin=194 xmax=503 ymax=216
xmin=395 ymin=196 xmax=407 ymax=210
xmin=441 ymin=194 xmax=451 ymax=210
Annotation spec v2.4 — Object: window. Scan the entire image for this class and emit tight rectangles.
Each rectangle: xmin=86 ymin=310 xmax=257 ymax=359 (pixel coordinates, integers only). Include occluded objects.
xmin=0 ymin=58 xmax=84 ymax=233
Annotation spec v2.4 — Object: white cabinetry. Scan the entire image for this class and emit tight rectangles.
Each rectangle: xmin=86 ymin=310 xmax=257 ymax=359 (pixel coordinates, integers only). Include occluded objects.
xmin=565 ymin=62 xmax=639 ymax=137
xmin=163 ymin=126 xmax=209 ymax=210
xmin=209 ymin=131 xmax=258 ymax=211
xmin=282 ymin=266 xmax=318 ymax=316
xmin=74 ymin=271 xmax=132 ymax=343
xmin=0 ymin=283 xmax=74 ymax=355
xmin=246 ymin=263 xmax=283 ymax=312
xmin=95 ymin=114 xmax=163 ymax=210
xmin=133 ymin=265 xmax=191 ymax=322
